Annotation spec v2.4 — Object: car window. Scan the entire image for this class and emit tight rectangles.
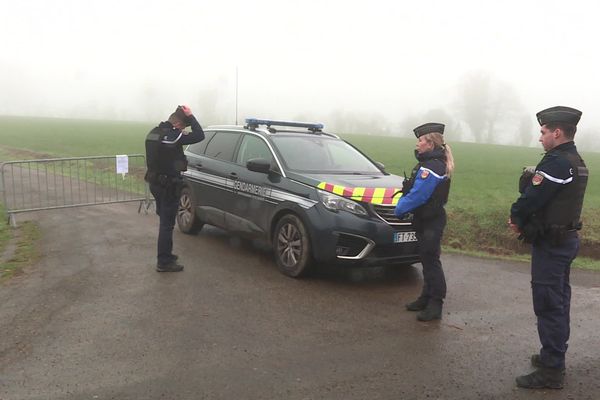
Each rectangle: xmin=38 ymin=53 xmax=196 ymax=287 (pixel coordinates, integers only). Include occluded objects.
xmin=204 ymin=131 xmax=241 ymax=161
xmin=186 ymin=131 xmax=215 ymax=155
xmin=271 ymin=136 xmax=382 ymax=174
xmin=236 ymin=134 xmax=273 ymax=165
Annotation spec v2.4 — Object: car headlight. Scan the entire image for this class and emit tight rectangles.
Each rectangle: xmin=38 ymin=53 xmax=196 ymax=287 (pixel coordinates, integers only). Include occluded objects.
xmin=318 ymin=190 xmax=367 ymax=216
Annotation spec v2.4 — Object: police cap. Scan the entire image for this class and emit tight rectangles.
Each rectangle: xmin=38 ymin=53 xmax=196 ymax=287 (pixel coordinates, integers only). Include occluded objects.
xmin=413 ymin=122 xmax=445 ymax=138
xmin=536 ymin=106 xmax=582 ymax=126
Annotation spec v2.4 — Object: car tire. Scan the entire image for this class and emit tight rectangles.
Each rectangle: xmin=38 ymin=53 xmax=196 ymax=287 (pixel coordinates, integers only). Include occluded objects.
xmin=273 ymin=214 xmax=313 ymax=278
xmin=177 ymin=186 xmax=204 ymax=234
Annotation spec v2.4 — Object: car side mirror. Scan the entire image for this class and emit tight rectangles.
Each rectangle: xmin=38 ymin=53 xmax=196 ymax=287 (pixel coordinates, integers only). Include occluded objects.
xmin=247 ymin=158 xmax=272 ymax=174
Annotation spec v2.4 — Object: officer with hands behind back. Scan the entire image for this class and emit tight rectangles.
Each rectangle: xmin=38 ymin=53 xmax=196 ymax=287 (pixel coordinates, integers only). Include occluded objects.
xmin=395 ymin=123 xmax=454 ymax=322
xmin=510 ymin=106 xmax=588 ymax=389
xmin=145 ymin=105 xmax=205 ymax=272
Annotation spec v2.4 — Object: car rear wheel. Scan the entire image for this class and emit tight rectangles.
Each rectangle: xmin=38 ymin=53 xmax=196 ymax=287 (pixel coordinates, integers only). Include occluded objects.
xmin=177 ymin=186 xmax=204 ymax=234
xmin=273 ymin=214 xmax=313 ymax=278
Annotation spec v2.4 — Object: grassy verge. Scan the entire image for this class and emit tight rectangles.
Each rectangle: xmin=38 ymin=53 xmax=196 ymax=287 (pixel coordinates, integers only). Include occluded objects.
xmin=443 ymin=246 xmax=600 ymax=271
xmin=0 ymin=204 xmax=10 ymax=259
xmin=0 ymin=212 xmax=41 ymax=282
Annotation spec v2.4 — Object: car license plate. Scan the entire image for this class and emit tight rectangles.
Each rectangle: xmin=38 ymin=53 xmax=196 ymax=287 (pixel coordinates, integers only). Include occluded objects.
xmin=394 ymin=231 xmax=417 ymax=243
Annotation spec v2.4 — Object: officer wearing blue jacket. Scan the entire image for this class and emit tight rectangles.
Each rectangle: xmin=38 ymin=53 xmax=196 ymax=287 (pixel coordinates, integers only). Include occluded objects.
xmin=145 ymin=105 xmax=205 ymax=272
xmin=395 ymin=123 xmax=454 ymax=321
xmin=510 ymin=106 xmax=588 ymax=389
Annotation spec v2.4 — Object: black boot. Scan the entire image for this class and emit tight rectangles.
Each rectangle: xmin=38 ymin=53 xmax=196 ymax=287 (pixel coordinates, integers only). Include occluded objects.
xmin=531 ymin=354 xmax=565 ymax=373
xmin=156 ymin=261 xmax=184 ymax=272
xmin=516 ymin=367 xmax=564 ymax=389
xmin=406 ymin=297 xmax=429 ymax=311
xmin=531 ymin=354 xmax=543 ymax=368
xmin=417 ymin=299 xmax=442 ymax=321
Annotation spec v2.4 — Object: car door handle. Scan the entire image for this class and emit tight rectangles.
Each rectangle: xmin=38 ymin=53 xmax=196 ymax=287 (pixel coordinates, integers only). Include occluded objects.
xmin=190 ymin=162 xmax=203 ymax=170
xmin=229 ymin=172 xmax=238 ymax=179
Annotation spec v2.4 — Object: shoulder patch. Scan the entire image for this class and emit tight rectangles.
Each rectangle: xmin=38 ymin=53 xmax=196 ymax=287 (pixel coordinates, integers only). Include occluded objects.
xmin=532 ymin=173 xmax=544 ymax=186
xmin=420 ymin=170 xmax=430 ymax=179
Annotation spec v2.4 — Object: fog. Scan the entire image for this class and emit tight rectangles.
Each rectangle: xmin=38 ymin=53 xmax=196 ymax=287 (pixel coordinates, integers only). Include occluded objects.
xmin=2 ymin=0 xmax=600 ymax=149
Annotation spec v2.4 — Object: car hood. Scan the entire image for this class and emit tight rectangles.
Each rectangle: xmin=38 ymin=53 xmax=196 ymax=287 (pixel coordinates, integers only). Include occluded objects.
xmin=287 ymin=172 xmax=405 ymax=206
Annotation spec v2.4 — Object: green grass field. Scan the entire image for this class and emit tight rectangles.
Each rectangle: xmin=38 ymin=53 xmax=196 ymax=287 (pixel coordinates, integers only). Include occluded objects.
xmin=1 ymin=115 xmax=599 ymax=269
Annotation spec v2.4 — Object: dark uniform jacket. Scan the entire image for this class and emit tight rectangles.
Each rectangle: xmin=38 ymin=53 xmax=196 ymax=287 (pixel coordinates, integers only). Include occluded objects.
xmin=511 ymin=141 xmax=588 ymax=241
xmin=394 ymin=147 xmax=450 ymax=220
xmin=145 ymin=115 xmax=205 ymax=183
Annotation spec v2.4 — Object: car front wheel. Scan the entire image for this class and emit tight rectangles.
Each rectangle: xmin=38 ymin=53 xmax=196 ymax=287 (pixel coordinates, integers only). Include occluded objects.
xmin=177 ymin=186 xmax=204 ymax=234
xmin=273 ymin=214 xmax=313 ymax=278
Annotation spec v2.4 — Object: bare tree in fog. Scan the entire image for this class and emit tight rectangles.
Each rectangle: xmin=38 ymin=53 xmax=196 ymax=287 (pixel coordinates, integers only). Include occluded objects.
xmin=422 ymin=108 xmax=461 ymax=142
xmin=518 ymin=114 xmax=534 ymax=147
xmin=485 ymin=81 xmax=523 ymax=143
xmin=457 ymin=71 xmax=491 ymax=143
xmin=456 ymin=71 xmax=525 ymax=144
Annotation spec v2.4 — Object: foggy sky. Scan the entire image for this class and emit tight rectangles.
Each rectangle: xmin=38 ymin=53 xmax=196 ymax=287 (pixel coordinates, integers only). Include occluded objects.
xmin=2 ymin=0 xmax=599 ymax=144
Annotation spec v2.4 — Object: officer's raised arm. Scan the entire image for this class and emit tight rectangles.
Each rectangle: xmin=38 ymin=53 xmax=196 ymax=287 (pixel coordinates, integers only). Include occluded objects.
xmin=178 ymin=105 xmax=205 ymax=145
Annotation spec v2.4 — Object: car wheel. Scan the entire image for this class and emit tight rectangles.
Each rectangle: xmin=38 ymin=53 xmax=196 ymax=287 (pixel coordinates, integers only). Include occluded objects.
xmin=177 ymin=186 xmax=204 ymax=234
xmin=273 ymin=214 xmax=313 ymax=278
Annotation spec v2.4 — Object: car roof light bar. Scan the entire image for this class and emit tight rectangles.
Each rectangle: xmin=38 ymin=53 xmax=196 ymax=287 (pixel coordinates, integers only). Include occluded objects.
xmin=245 ymin=118 xmax=324 ymax=132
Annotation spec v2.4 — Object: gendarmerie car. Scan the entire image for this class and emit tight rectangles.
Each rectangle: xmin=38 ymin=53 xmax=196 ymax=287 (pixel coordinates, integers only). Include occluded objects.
xmin=177 ymin=118 xmax=419 ymax=277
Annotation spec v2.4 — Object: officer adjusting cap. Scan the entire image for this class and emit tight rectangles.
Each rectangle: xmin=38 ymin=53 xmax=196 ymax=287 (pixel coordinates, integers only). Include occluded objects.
xmin=413 ymin=122 xmax=445 ymax=138
xmin=536 ymin=106 xmax=582 ymax=126
xmin=169 ymin=106 xmax=191 ymax=127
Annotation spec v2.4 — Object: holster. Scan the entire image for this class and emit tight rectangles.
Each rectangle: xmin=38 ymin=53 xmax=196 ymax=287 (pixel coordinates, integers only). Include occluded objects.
xmin=545 ymin=223 xmax=581 ymax=246
xmin=520 ymin=222 xmax=581 ymax=246
xmin=150 ymin=174 xmax=184 ymax=198
xmin=545 ymin=225 xmax=568 ymax=246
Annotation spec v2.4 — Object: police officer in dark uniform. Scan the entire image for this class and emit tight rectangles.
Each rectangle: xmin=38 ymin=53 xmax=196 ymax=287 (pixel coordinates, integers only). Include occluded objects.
xmin=510 ymin=106 xmax=588 ymax=389
xmin=145 ymin=105 xmax=205 ymax=272
xmin=395 ymin=123 xmax=454 ymax=321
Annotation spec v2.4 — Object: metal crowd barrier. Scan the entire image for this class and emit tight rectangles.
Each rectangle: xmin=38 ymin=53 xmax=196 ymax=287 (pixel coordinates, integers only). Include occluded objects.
xmin=1 ymin=155 xmax=151 ymax=226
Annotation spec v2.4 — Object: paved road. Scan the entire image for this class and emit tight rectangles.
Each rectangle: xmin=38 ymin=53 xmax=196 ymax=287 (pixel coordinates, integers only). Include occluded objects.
xmin=1 ymin=203 xmax=599 ymax=400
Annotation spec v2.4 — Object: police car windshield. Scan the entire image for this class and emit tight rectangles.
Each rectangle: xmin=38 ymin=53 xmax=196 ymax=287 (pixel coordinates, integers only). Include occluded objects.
xmin=271 ymin=136 xmax=382 ymax=174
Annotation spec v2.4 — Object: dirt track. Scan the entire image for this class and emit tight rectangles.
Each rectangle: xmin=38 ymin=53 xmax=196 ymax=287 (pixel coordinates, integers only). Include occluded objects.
xmin=1 ymin=203 xmax=599 ymax=400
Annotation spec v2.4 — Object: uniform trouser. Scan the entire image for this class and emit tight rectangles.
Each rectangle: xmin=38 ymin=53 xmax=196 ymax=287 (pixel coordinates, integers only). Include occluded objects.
xmin=415 ymin=211 xmax=447 ymax=301
xmin=531 ymin=232 xmax=579 ymax=370
xmin=150 ymin=182 xmax=179 ymax=265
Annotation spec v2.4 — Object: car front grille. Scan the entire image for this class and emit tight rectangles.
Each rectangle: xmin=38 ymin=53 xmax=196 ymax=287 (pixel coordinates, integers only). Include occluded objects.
xmin=371 ymin=204 xmax=412 ymax=225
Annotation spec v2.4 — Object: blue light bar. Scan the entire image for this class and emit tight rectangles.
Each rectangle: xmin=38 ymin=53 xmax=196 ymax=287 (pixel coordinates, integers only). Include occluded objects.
xmin=245 ymin=118 xmax=324 ymax=131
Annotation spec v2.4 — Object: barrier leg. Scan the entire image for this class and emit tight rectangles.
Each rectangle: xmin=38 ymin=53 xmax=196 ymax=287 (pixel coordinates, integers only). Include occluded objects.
xmin=8 ymin=213 xmax=16 ymax=228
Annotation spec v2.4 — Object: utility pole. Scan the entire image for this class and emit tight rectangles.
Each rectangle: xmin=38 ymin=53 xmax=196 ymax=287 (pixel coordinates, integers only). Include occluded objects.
xmin=235 ymin=66 xmax=239 ymax=125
